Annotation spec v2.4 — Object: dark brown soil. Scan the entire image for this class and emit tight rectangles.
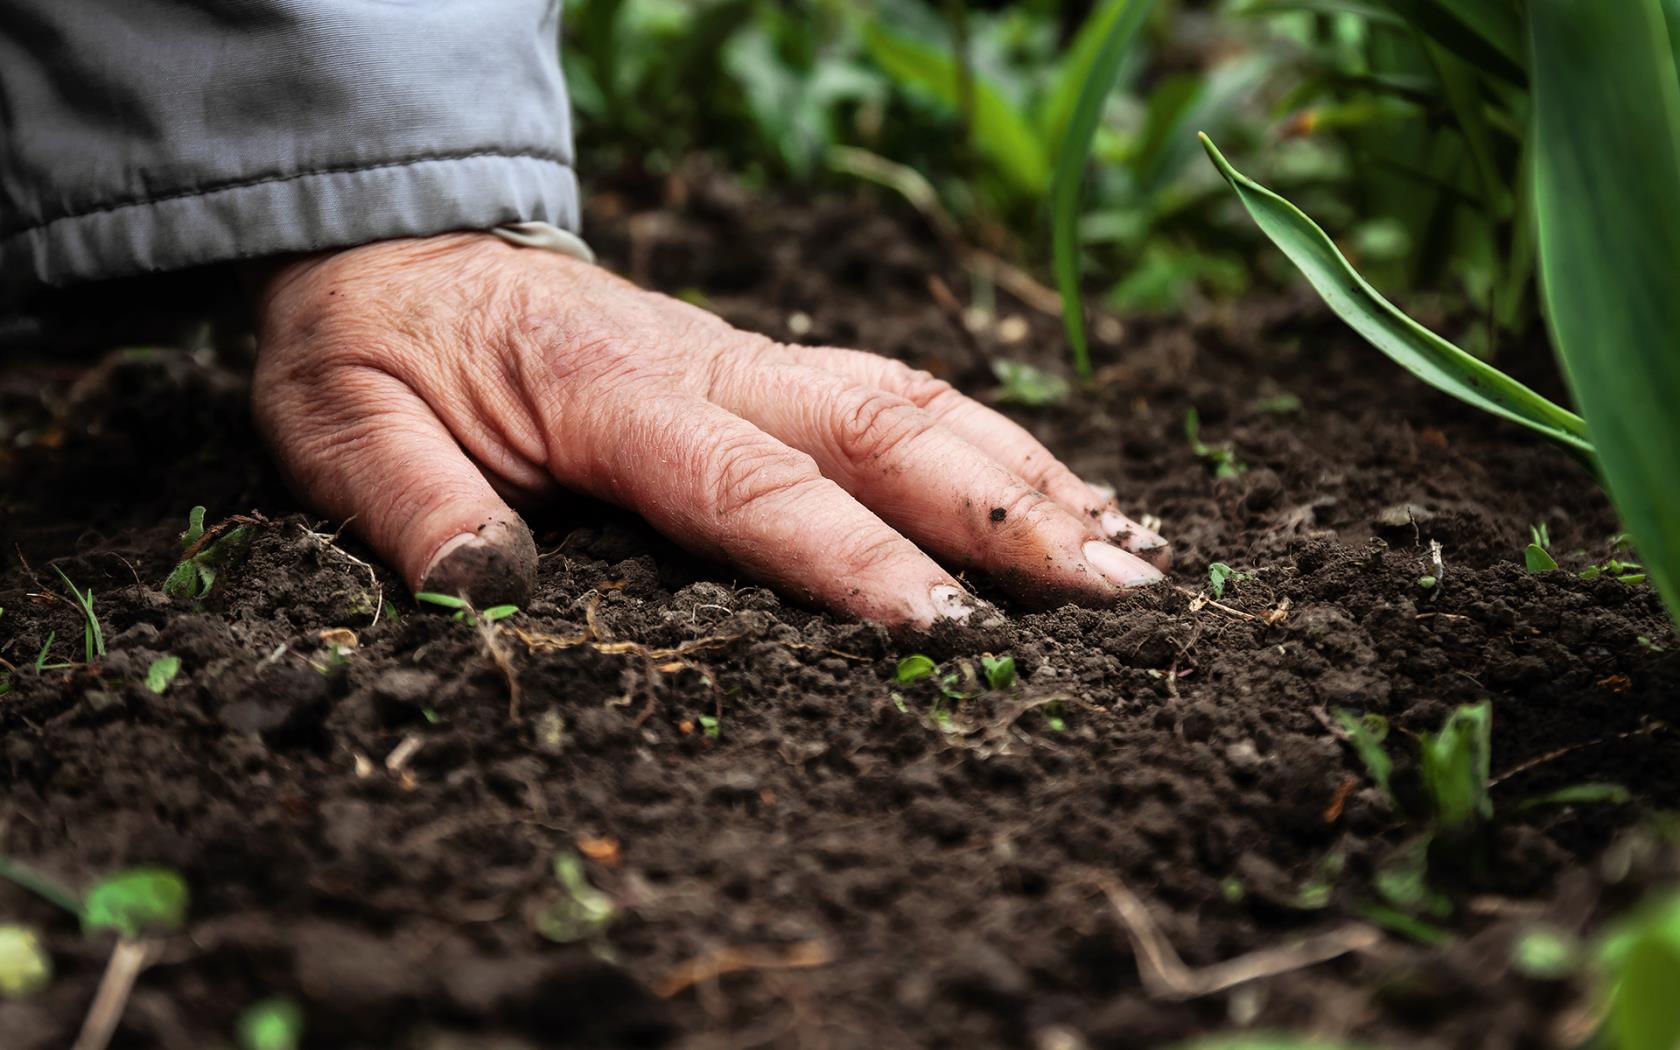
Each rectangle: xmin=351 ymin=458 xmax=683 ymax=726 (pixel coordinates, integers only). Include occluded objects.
xmin=3 ymin=177 xmax=1678 ymax=1050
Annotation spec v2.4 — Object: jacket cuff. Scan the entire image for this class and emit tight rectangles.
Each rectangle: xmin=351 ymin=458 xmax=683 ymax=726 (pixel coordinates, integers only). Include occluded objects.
xmin=3 ymin=153 xmax=580 ymax=295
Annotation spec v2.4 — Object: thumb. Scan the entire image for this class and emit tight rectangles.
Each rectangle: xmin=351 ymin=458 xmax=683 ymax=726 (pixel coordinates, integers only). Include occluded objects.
xmin=254 ymin=366 xmax=538 ymax=607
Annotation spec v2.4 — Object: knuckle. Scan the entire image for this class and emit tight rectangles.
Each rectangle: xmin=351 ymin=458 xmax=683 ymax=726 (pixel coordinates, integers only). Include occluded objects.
xmin=706 ymin=438 xmax=826 ymax=521
xmin=893 ymin=365 xmax=958 ymax=412
xmin=832 ymin=389 xmax=926 ymax=469
xmin=833 ymin=530 xmax=910 ymax=581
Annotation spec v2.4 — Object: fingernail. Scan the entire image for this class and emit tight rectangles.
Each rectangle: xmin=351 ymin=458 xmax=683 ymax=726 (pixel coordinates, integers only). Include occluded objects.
xmin=419 ymin=518 xmax=539 ymax=607
xmin=929 ymin=584 xmax=978 ymax=622
xmin=1083 ymin=540 xmax=1164 ymax=588
xmin=1100 ymin=510 xmax=1167 ymax=552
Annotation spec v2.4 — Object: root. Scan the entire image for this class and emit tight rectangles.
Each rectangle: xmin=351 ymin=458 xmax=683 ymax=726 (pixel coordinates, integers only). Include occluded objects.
xmin=1077 ymin=870 xmax=1378 ymax=1000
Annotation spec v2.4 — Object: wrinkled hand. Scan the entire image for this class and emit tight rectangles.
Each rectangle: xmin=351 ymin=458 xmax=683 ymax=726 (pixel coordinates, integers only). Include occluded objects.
xmin=253 ymin=233 xmax=1168 ymax=626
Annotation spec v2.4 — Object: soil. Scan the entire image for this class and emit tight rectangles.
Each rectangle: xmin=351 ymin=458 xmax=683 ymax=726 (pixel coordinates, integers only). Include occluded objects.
xmin=3 ymin=174 xmax=1678 ymax=1050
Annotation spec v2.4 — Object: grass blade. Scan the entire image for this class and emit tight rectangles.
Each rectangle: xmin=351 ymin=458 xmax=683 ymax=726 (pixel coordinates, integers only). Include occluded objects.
xmin=863 ymin=21 xmax=1048 ymax=195
xmin=1041 ymin=0 xmax=1148 ymax=158
xmin=1198 ymin=133 xmax=1593 ymax=456
xmin=1531 ymin=0 xmax=1680 ymax=629
xmin=1050 ymin=0 xmax=1160 ymax=380
xmin=1382 ymin=0 xmax=1525 ymax=85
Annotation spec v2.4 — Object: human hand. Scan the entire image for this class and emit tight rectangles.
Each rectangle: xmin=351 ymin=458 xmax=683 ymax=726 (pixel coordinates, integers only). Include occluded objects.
xmin=252 ymin=233 xmax=1168 ymax=627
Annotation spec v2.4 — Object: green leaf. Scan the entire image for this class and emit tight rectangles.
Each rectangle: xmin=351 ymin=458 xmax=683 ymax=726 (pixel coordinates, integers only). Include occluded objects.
xmin=1517 ymin=782 xmax=1632 ymax=811
xmin=1050 ymin=0 xmax=1159 ymax=379
xmin=1512 ymin=925 xmax=1579 ymax=980
xmin=1381 ymin=0 xmax=1525 ymax=85
xmin=1417 ymin=701 xmax=1492 ymax=830
xmin=697 ymin=714 xmax=721 ymax=740
xmin=1208 ymin=562 xmax=1234 ymax=599
xmin=862 ymin=21 xmax=1048 ymax=195
xmin=1531 ymin=0 xmax=1680 ymax=632
xmin=895 ymin=654 xmax=937 ymax=684
xmin=1524 ymin=543 xmax=1559 ymax=572
xmin=181 ymin=506 xmax=206 ymax=548
xmin=1601 ymin=891 xmax=1680 ymax=1050
xmin=0 ymin=925 xmax=51 ymax=998
xmin=480 ymin=605 xmax=520 ymax=623
xmin=536 ymin=852 xmax=617 ymax=944
xmin=413 ymin=592 xmax=469 ymax=611
xmin=980 ymin=654 xmax=1016 ymax=690
xmin=1200 ymin=134 xmax=1594 ymax=458
xmin=992 ymin=359 xmax=1071 ymax=407
xmin=1041 ymin=0 xmax=1145 ymax=155
xmin=145 ymin=656 xmax=181 ymax=695
xmin=162 ymin=560 xmax=202 ymax=600
xmin=82 ymin=868 xmax=189 ymax=939
xmin=1333 ymin=709 xmax=1394 ymax=801
xmin=238 ymin=998 xmax=304 ymax=1050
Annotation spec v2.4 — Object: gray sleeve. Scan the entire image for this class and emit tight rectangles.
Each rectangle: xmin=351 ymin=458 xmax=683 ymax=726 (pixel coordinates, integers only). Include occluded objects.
xmin=0 ymin=0 xmax=579 ymax=302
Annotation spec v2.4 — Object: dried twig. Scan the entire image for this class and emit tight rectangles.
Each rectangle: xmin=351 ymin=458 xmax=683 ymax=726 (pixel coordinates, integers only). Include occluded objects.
xmin=1489 ymin=718 xmax=1671 ymax=787
xmin=655 ymin=940 xmax=833 ymax=999
xmin=1078 ymin=871 xmax=1378 ymax=1000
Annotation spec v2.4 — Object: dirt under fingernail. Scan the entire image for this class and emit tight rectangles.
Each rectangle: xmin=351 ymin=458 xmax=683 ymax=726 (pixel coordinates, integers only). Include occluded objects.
xmin=418 ymin=518 xmax=538 ymax=607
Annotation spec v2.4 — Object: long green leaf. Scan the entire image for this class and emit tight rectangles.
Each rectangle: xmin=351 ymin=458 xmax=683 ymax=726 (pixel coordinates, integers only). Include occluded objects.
xmin=1041 ymin=0 xmax=1146 ymax=156
xmin=1381 ymin=0 xmax=1525 ymax=85
xmin=1199 ymin=134 xmax=1592 ymax=455
xmin=1531 ymin=0 xmax=1680 ymax=629
xmin=863 ymin=22 xmax=1048 ymax=195
xmin=1050 ymin=0 xmax=1159 ymax=379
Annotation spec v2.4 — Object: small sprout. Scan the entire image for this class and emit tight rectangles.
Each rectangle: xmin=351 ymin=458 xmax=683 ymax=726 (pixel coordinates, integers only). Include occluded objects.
xmin=1525 ymin=543 xmax=1559 ymax=572
xmin=980 ymin=654 xmax=1016 ymax=690
xmin=52 ymin=566 xmax=105 ymax=662
xmin=421 ymin=707 xmax=441 ymax=725
xmin=535 ymin=851 xmax=617 ymax=944
xmin=164 ymin=507 xmax=253 ymax=600
xmin=1373 ymin=838 xmax=1450 ymax=918
xmin=180 ymin=506 xmax=207 ymax=548
xmin=1530 ymin=523 xmax=1552 ymax=550
xmin=1333 ymin=709 xmax=1394 ymax=803
xmin=1295 ymin=852 xmax=1345 ymax=910
xmin=895 ymin=654 xmax=936 ymax=684
xmin=992 ymin=359 xmax=1070 ymax=407
xmin=697 ymin=714 xmax=721 ymax=740
xmin=1042 ymin=702 xmax=1066 ymax=732
xmin=238 ymin=998 xmax=304 ymax=1050
xmin=1185 ymin=408 xmax=1247 ymax=479
xmin=415 ymin=592 xmax=520 ymax=626
xmin=1511 ymin=926 xmax=1580 ymax=980
xmin=1638 ymin=635 xmax=1667 ymax=653
xmin=890 ymin=692 xmax=910 ymax=714
xmin=1207 ymin=562 xmax=1250 ymax=599
xmin=1417 ymin=575 xmax=1438 ymax=590
xmin=1253 ymin=392 xmax=1304 ymax=415
xmin=145 ymin=656 xmax=181 ymax=695
xmin=0 ymin=925 xmax=51 ymax=998
xmin=1418 ymin=702 xmax=1493 ymax=832
xmin=82 ymin=868 xmax=190 ymax=939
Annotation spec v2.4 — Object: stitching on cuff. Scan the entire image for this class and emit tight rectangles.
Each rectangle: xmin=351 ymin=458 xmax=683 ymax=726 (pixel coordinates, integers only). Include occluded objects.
xmin=3 ymin=150 xmax=575 ymax=238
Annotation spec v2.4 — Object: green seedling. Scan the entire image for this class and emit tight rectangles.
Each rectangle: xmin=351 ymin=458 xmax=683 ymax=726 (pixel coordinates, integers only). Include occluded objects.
xmin=413 ymin=592 xmax=519 ymax=625
xmin=0 ymin=925 xmax=51 ymax=998
xmin=145 ymin=655 xmax=181 ymax=695
xmin=81 ymin=868 xmax=189 ymax=939
xmin=1580 ymin=536 xmax=1647 ymax=585
xmin=51 ymin=566 xmax=104 ymax=662
xmin=1417 ymin=575 xmax=1438 ymax=590
xmin=1207 ymin=562 xmax=1250 ymax=599
xmin=980 ymin=654 xmax=1016 ymax=690
xmin=1185 ymin=409 xmax=1246 ymax=478
xmin=1526 ymin=524 xmax=1560 ymax=572
xmin=535 ymin=851 xmax=617 ymax=944
xmin=895 ymin=654 xmax=937 ymax=684
xmin=1599 ymin=889 xmax=1680 ymax=1050
xmin=992 ymin=360 xmax=1070 ymax=407
xmin=1512 ymin=925 xmax=1581 ymax=980
xmin=164 ymin=506 xmax=254 ymax=600
xmin=237 ymin=997 xmax=304 ymax=1050
xmin=1332 ymin=709 xmax=1393 ymax=802
xmin=1418 ymin=701 xmax=1493 ymax=832
xmin=697 ymin=714 xmax=721 ymax=740
xmin=0 ymin=858 xmax=188 ymax=941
